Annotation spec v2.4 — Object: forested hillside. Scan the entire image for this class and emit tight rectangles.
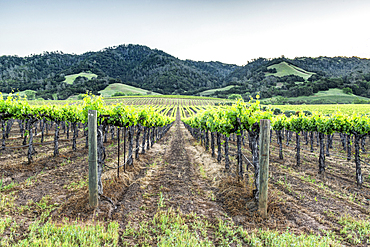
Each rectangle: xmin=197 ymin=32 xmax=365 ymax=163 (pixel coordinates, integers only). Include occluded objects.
xmin=212 ymin=57 xmax=370 ymax=101
xmin=1 ymin=44 xmax=370 ymax=101
xmin=0 ymin=44 xmax=237 ymax=99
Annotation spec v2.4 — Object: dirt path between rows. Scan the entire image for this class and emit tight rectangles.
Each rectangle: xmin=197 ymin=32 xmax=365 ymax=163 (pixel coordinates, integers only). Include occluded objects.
xmin=112 ymin=109 xmax=230 ymax=245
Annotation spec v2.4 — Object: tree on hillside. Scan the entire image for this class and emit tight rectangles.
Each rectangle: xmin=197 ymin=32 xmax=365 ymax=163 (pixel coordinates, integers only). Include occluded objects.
xmin=343 ymin=87 xmax=353 ymax=94
xmin=228 ymin=94 xmax=243 ymax=100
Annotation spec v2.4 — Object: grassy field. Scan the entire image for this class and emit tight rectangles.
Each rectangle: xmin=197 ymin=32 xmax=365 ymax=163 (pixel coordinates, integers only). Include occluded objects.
xmin=262 ymin=88 xmax=370 ymax=105
xmin=199 ymin=85 xmax=235 ymax=96
xmin=63 ymin=72 xmax=98 ymax=85
xmin=98 ymin=83 xmax=161 ymax=97
xmin=265 ymin=61 xmax=315 ymax=80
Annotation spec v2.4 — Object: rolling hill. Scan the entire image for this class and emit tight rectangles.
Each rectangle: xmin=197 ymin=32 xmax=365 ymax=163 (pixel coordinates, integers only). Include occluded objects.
xmin=1 ymin=44 xmax=370 ymax=103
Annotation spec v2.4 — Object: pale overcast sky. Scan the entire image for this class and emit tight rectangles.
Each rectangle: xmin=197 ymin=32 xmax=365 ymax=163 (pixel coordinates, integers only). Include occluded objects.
xmin=0 ymin=0 xmax=369 ymax=65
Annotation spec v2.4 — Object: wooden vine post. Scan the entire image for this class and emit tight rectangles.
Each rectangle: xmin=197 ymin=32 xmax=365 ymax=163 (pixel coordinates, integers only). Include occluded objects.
xmin=258 ymin=119 xmax=270 ymax=218
xmin=88 ymin=110 xmax=98 ymax=207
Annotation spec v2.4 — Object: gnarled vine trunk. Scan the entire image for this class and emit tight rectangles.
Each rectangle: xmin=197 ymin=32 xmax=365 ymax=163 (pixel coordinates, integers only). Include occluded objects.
xmin=135 ymin=125 xmax=141 ymax=159
xmin=23 ymin=119 xmax=29 ymax=145
xmin=34 ymin=120 xmax=38 ymax=137
xmin=27 ymin=121 xmax=35 ymax=163
xmin=217 ymin=132 xmax=222 ymax=163
xmin=1 ymin=120 xmax=6 ymax=150
xmin=66 ymin=122 xmax=70 ymax=139
xmin=142 ymin=127 xmax=147 ymax=154
xmin=41 ymin=118 xmax=45 ymax=143
xmin=111 ymin=125 xmax=115 ymax=140
xmin=210 ymin=132 xmax=215 ymax=157
xmin=361 ymin=136 xmax=366 ymax=152
xmin=318 ymin=132 xmax=325 ymax=174
xmin=205 ymin=130 xmax=209 ymax=151
xmin=310 ymin=131 xmax=314 ymax=152
xmin=326 ymin=134 xmax=330 ymax=157
xmin=237 ymin=134 xmax=243 ymax=178
xmin=6 ymin=119 xmax=13 ymax=138
xmin=347 ymin=134 xmax=351 ymax=161
xmin=146 ymin=127 xmax=150 ymax=150
xmin=354 ymin=134 xmax=363 ymax=188
xmin=277 ymin=130 xmax=283 ymax=159
xmin=54 ymin=121 xmax=61 ymax=157
xmin=151 ymin=127 xmax=155 ymax=147
xmin=127 ymin=126 xmax=134 ymax=166
xmin=296 ymin=132 xmax=300 ymax=166
xmin=72 ymin=122 xmax=77 ymax=151
xmin=224 ymin=136 xmax=230 ymax=170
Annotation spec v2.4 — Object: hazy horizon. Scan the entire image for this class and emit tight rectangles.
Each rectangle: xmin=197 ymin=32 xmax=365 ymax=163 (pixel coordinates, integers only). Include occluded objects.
xmin=1 ymin=0 xmax=370 ymax=66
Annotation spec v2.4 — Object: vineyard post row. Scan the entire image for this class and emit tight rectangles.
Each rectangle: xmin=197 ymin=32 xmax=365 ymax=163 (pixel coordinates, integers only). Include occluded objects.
xmin=182 ymin=99 xmax=370 ymax=213
xmin=0 ymin=94 xmax=175 ymax=200
xmin=183 ymin=100 xmax=272 ymax=207
xmin=183 ymin=117 xmax=272 ymax=217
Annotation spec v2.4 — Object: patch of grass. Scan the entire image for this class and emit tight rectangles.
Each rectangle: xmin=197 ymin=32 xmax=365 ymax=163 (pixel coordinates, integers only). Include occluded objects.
xmin=25 ymin=174 xmax=38 ymax=186
xmin=265 ymin=61 xmax=315 ymax=80
xmin=16 ymin=219 xmax=119 ymax=246
xmin=122 ymin=208 xmax=214 ymax=246
xmin=64 ymin=177 xmax=87 ymax=191
xmin=338 ymin=215 xmax=370 ymax=245
xmin=98 ymin=83 xmax=161 ymax=97
xmin=0 ymin=177 xmax=18 ymax=192
xmin=17 ymin=196 xmax=59 ymax=220
xmin=143 ymin=193 xmax=152 ymax=199
xmin=300 ymin=174 xmax=316 ymax=184
xmin=0 ymin=192 xmax=16 ymax=213
xmin=199 ymin=85 xmax=236 ymax=96
xmin=121 ymin=207 xmax=339 ymax=246
xmin=0 ymin=217 xmax=12 ymax=235
xmin=247 ymin=228 xmax=339 ymax=246
xmin=0 ymin=217 xmax=19 ymax=246
xmin=63 ymin=72 xmax=98 ymax=85
xmin=276 ymin=176 xmax=293 ymax=193
xmin=61 ymin=158 xmax=72 ymax=166
xmin=198 ymin=164 xmax=207 ymax=179
xmin=207 ymin=191 xmax=216 ymax=201
xmin=157 ymin=192 xmax=166 ymax=209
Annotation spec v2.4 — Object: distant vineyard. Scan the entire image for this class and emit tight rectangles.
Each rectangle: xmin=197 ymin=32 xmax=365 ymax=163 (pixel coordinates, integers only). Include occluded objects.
xmin=29 ymin=95 xmax=232 ymax=107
